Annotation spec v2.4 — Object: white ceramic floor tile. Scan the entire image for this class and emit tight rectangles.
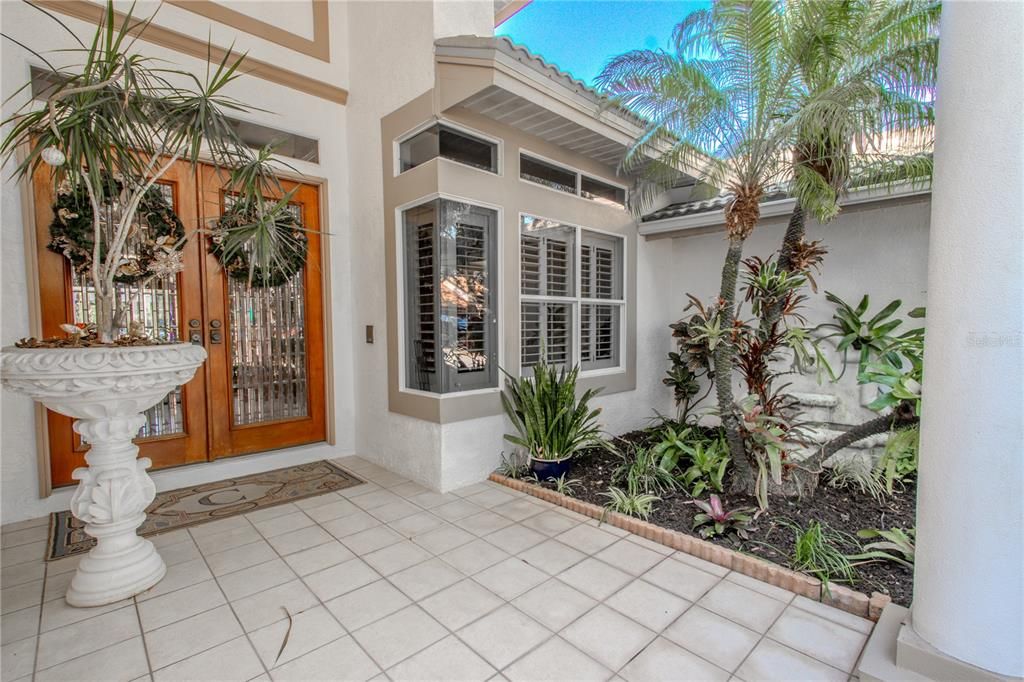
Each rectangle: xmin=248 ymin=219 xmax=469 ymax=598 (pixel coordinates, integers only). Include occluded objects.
xmin=43 ymin=570 xmax=73 ymax=603
xmin=254 ymin=512 xmax=315 ymax=539
xmin=492 ymin=498 xmax=546 ymax=522
xmin=1 ymin=605 xmax=39 ymax=645
xmin=351 ymin=605 xmax=448 ymax=669
xmin=206 ymin=541 xmax=278 ymax=577
xmin=362 ymin=540 xmax=433 ymax=576
xmin=268 ymin=525 xmax=334 ymax=556
xmin=137 ymin=578 xmax=226 ymax=631
xmin=304 ymin=498 xmax=361 ymax=525
xmin=520 ymin=510 xmax=580 ymax=537
xmin=473 ymin=557 xmax=549 ymax=600
xmin=620 ymin=636 xmax=730 ymax=682
xmin=557 ymin=557 xmax=634 ymax=601
xmin=137 ymin=557 xmax=214 ymax=602
xmin=193 ymin=525 xmax=262 ymax=555
xmin=791 ymin=596 xmax=874 ymax=635
xmin=438 ymin=538 xmax=510 ymax=576
xmin=369 ymin=500 xmax=422 ymax=523
xmin=283 ymin=541 xmax=354 ymax=577
xmin=342 ymin=525 xmax=406 ymax=556
xmin=37 ymin=604 xmax=140 ymax=670
xmin=605 ymin=579 xmax=691 ymax=632
xmin=2 ymin=525 xmax=47 ymax=549
xmin=410 ymin=524 xmax=476 ymax=555
xmin=406 ymin=491 xmax=459 ymax=510
xmin=1 ymin=561 xmax=45 ymax=589
xmin=511 ymin=578 xmax=598 ymax=632
xmin=1 ymin=580 xmax=42 ymax=615
xmin=642 ymin=557 xmax=722 ymax=602
xmin=1 ymin=636 xmax=36 ymax=680
xmin=503 ymin=636 xmax=612 ymax=682
xmin=40 ymin=596 xmax=131 ymax=633
xmin=736 ymin=638 xmax=848 ymax=682
xmin=152 ymin=635 xmax=264 ymax=682
xmin=561 ymin=605 xmax=656 ymax=671
xmin=456 ymin=511 xmax=516 ymax=537
xmin=231 ymin=579 xmax=320 ymax=632
xmin=350 ymin=489 xmax=404 ymax=511
xmin=1 ymin=542 xmax=46 ymax=569
xmin=36 ymin=636 xmax=149 ymax=682
xmin=387 ymin=634 xmax=497 ymax=682
xmin=388 ymin=511 xmax=447 ymax=538
xmin=246 ymin=503 xmax=300 ymax=524
xmin=768 ymin=606 xmax=868 ymax=672
xmin=698 ymin=580 xmax=788 ymax=633
xmin=389 ymin=558 xmax=464 ymax=601
xmin=304 ymin=557 xmax=381 ymax=601
xmin=158 ymin=539 xmax=203 ymax=567
xmin=144 ymin=604 xmax=243 ymax=670
xmin=463 ymin=488 xmax=518 ymax=510
xmin=433 ymin=499 xmax=485 ymax=522
xmin=457 ymin=604 xmax=551 ymax=670
xmin=725 ymin=571 xmax=797 ymax=603
xmin=321 ymin=511 xmax=382 ymax=539
xmin=555 ymin=524 xmax=620 ymax=555
xmin=218 ymin=558 xmax=296 ymax=601
xmin=663 ymin=606 xmax=760 ymax=672
xmin=595 ymin=540 xmax=667 ymax=576
xmin=249 ymin=605 xmax=346 ymax=669
xmin=324 ymin=579 xmax=412 ymax=632
xmin=418 ymin=579 xmax=503 ymax=630
xmin=270 ymin=634 xmax=380 ymax=681
xmin=484 ymin=525 xmax=547 ymax=555
xmin=670 ymin=550 xmax=731 ymax=577
xmin=516 ymin=539 xmax=587 ymax=575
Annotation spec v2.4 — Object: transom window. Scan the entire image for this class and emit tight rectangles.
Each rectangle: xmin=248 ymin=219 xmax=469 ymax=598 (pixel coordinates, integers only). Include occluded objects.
xmin=403 ymin=199 xmax=498 ymax=393
xmin=520 ymin=214 xmax=624 ymax=373
xmin=399 ymin=124 xmax=498 ymax=174
xmin=519 ymin=154 xmax=627 ymax=209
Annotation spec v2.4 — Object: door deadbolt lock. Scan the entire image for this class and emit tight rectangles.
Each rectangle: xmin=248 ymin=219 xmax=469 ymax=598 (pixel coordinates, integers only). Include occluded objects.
xmin=190 ymin=332 xmax=202 ymax=344
xmin=188 ymin=319 xmax=201 ymax=329
xmin=210 ymin=319 xmax=222 ymax=329
xmin=210 ymin=331 xmax=223 ymax=344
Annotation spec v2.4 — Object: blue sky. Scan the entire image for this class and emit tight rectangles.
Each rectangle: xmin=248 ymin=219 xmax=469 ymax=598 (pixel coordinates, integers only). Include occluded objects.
xmin=496 ymin=0 xmax=709 ymax=87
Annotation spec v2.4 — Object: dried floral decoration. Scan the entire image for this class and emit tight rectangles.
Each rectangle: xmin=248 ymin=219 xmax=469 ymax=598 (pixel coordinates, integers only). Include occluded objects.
xmin=16 ymin=322 xmax=160 ymax=348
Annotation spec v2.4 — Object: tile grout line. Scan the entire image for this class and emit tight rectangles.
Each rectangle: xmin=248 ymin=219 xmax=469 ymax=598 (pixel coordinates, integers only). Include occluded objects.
xmin=132 ymin=594 xmax=156 ymax=678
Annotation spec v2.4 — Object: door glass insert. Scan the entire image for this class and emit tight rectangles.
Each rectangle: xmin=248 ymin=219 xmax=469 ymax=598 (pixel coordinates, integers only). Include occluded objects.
xmin=227 ymin=202 xmax=309 ymax=426
xmin=70 ymin=183 xmax=183 ymax=438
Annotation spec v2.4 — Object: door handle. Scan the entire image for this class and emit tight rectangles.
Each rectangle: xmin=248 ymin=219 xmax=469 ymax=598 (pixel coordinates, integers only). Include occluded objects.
xmin=209 ymin=319 xmax=223 ymax=344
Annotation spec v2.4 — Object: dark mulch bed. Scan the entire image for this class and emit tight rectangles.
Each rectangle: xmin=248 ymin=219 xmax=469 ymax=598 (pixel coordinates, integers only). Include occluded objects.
xmin=546 ymin=429 xmax=916 ymax=606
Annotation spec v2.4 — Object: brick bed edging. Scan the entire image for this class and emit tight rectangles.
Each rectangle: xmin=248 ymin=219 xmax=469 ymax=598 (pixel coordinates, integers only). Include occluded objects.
xmin=490 ymin=472 xmax=891 ymax=622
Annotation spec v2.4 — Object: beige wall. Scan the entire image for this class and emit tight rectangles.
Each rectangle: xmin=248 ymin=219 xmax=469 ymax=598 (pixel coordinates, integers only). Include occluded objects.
xmin=380 ymin=95 xmax=638 ymax=425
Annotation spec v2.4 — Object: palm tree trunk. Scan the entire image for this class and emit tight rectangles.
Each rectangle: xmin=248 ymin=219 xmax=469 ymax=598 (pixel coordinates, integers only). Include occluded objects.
xmin=714 ymin=238 xmax=754 ymax=492
xmin=763 ymin=202 xmax=806 ymax=331
xmin=805 ymin=401 xmax=919 ymax=469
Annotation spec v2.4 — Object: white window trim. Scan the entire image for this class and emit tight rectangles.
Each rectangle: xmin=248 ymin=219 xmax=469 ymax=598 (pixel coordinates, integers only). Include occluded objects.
xmin=395 ymin=192 xmax=505 ymax=398
xmin=517 ymin=211 xmax=627 ymax=378
xmin=393 ymin=118 xmax=504 ymax=178
xmin=517 ymin=148 xmax=629 ymax=208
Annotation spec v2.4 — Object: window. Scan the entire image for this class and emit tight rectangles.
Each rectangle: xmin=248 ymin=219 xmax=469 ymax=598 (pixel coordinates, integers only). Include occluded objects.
xmin=403 ymin=199 xmax=498 ymax=393
xmin=399 ymin=124 xmax=498 ymax=173
xmin=519 ymin=153 xmax=627 ymax=209
xmin=519 ymin=155 xmax=577 ymax=194
xmin=519 ymin=214 xmax=624 ymax=373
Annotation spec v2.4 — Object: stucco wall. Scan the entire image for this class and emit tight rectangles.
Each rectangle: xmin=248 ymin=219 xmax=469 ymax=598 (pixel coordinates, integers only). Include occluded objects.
xmin=666 ymin=195 xmax=932 ymax=423
xmin=0 ymin=1 xmax=356 ymax=522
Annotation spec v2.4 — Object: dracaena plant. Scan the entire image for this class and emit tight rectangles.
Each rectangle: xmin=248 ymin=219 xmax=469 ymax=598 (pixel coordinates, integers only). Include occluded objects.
xmin=0 ymin=2 xmax=303 ymax=343
xmin=689 ymin=494 xmax=755 ymax=539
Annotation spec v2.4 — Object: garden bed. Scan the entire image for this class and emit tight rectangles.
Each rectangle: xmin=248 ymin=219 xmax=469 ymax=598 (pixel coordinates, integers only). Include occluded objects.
xmin=504 ymin=428 xmax=915 ymax=609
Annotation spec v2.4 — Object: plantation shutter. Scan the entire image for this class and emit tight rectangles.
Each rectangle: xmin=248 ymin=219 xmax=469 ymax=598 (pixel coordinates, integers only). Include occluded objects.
xmin=521 ymin=301 xmax=572 ymax=368
xmin=580 ymin=231 xmax=623 ymax=371
xmin=520 ymin=215 xmax=575 ymax=372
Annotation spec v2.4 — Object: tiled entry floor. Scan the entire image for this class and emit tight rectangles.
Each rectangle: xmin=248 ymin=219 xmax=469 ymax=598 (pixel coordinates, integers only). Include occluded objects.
xmin=2 ymin=456 xmax=872 ymax=681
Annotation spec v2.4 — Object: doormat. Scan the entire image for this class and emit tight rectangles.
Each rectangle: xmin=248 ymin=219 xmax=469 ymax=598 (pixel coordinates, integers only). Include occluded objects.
xmin=47 ymin=460 xmax=363 ymax=561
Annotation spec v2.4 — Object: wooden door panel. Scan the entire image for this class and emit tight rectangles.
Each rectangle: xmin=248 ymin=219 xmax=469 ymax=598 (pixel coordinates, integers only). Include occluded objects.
xmin=198 ymin=167 xmax=326 ymax=458
xmin=34 ymin=162 xmax=210 ymax=487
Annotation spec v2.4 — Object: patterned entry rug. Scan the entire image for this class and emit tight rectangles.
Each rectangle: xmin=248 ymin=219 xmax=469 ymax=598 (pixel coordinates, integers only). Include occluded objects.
xmin=47 ymin=460 xmax=363 ymax=561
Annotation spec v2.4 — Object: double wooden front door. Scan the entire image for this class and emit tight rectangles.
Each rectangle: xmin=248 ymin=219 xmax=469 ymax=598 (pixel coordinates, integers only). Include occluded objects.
xmin=33 ymin=161 xmax=327 ymax=487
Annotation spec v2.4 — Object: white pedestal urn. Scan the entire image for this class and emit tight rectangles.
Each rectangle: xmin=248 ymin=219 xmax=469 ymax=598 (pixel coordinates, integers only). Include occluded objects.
xmin=0 ymin=343 xmax=207 ymax=607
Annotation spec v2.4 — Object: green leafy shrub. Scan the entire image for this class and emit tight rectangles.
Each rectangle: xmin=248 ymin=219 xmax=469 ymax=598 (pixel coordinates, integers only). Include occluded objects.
xmin=501 ymin=360 xmax=606 ymax=461
xmin=852 ymin=527 xmax=915 ymax=568
xmin=875 ymin=426 xmax=919 ymax=493
xmin=653 ymin=426 xmax=731 ymax=497
xmin=547 ymin=474 xmax=581 ymax=497
xmin=786 ymin=520 xmax=858 ymax=595
xmin=613 ymin=445 xmax=678 ymax=496
xmin=601 ymin=482 xmax=660 ymax=520
xmin=690 ymin=494 xmax=755 ymax=539
xmin=827 ymin=459 xmax=886 ymax=502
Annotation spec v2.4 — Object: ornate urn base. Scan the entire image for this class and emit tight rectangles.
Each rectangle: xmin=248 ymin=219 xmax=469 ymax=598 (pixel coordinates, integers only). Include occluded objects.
xmin=1 ymin=343 xmax=207 ymax=607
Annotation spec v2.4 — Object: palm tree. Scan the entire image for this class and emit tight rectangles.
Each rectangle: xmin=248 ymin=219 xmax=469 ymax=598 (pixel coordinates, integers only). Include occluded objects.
xmin=596 ymin=0 xmax=807 ymax=490
xmin=775 ymin=0 xmax=938 ymax=281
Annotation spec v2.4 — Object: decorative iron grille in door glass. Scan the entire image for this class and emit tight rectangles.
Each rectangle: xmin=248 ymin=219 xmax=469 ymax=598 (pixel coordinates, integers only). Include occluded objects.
xmin=70 ymin=183 xmax=183 ymax=438
xmin=228 ymin=203 xmax=309 ymax=425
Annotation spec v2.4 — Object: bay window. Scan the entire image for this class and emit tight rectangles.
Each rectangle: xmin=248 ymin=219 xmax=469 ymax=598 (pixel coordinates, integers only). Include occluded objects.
xmin=403 ymin=199 xmax=498 ymax=393
xmin=520 ymin=214 xmax=624 ymax=373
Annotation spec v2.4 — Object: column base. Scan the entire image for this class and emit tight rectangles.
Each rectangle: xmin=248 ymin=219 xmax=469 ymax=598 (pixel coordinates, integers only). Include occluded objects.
xmin=858 ymin=604 xmax=1021 ymax=682
xmin=65 ymin=533 xmax=166 ymax=608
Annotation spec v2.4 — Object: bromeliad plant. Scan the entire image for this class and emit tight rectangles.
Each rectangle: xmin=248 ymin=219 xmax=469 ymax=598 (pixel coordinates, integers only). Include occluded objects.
xmin=652 ymin=426 xmax=731 ymax=497
xmin=852 ymin=527 xmax=915 ymax=568
xmin=501 ymin=359 xmax=607 ymax=463
xmin=689 ymin=494 xmax=756 ymax=540
xmin=1 ymin=2 xmax=304 ymax=344
xmin=602 ymin=481 xmax=661 ymax=521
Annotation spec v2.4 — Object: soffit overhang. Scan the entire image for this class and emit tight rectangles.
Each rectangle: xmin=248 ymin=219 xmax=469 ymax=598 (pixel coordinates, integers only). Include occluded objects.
xmin=434 ymin=36 xmax=647 ymax=170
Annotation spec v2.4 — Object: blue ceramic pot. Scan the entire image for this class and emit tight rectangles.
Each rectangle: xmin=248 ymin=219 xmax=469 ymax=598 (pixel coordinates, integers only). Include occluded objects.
xmin=529 ymin=455 xmax=573 ymax=481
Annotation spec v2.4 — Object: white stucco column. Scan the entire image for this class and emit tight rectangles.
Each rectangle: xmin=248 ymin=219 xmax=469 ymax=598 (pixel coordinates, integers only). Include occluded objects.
xmin=911 ymin=1 xmax=1024 ymax=677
